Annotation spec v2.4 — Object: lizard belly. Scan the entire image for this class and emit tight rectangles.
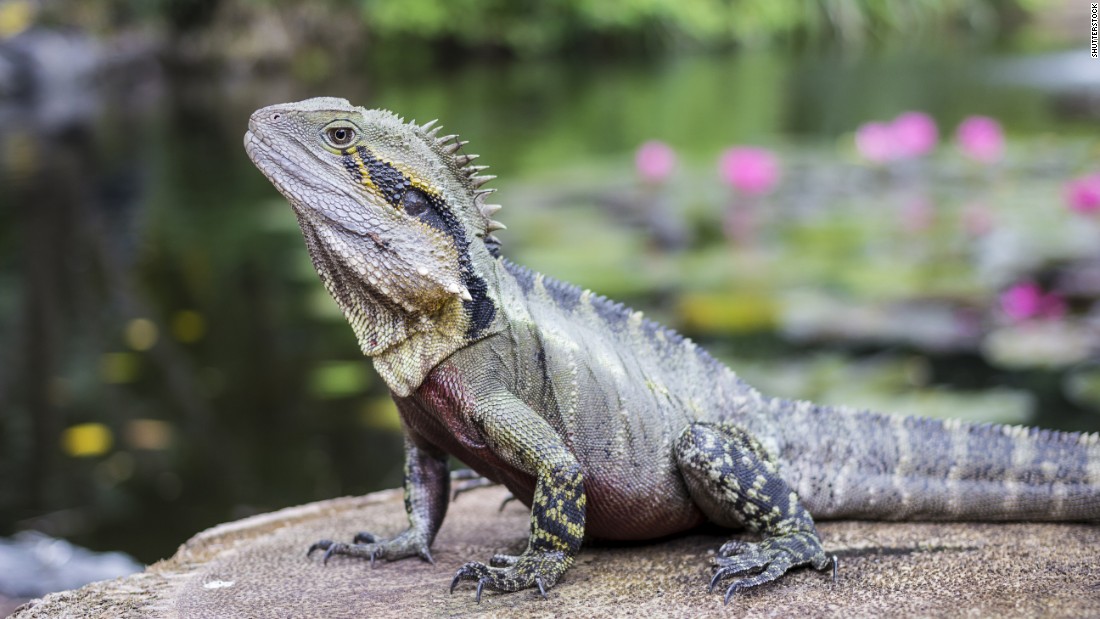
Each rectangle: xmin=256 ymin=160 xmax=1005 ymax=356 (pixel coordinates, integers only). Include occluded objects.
xmin=582 ymin=463 xmax=705 ymax=540
xmin=403 ymin=365 xmax=704 ymax=541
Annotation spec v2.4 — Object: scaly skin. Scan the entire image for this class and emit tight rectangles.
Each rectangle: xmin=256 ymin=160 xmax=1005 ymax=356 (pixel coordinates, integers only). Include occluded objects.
xmin=244 ymin=98 xmax=1100 ymax=603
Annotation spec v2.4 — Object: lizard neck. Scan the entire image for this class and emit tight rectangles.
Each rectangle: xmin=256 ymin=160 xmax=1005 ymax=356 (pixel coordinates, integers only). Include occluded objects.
xmin=374 ymin=255 xmax=508 ymax=396
xmin=369 ymin=302 xmax=474 ymax=397
xmin=300 ymin=214 xmax=506 ymax=396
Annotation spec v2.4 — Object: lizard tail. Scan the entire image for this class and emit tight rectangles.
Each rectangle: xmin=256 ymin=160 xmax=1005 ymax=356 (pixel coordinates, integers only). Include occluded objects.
xmin=769 ymin=398 xmax=1100 ymax=522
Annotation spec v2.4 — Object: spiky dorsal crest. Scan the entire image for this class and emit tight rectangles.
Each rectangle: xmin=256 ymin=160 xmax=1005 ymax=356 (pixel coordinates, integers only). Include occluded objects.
xmin=410 ymin=118 xmax=505 ymax=245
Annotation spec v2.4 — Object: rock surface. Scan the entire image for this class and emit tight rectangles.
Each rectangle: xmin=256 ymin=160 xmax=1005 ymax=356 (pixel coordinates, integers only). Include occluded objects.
xmin=11 ymin=486 xmax=1100 ymax=618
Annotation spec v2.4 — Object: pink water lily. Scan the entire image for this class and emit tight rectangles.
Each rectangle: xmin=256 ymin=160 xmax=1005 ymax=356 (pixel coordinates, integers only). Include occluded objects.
xmin=1000 ymin=282 xmax=1066 ymax=322
xmin=1064 ymin=173 xmax=1100 ymax=215
xmin=855 ymin=112 xmax=939 ymax=163
xmin=891 ymin=111 xmax=938 ymax=158
xmin=718 ymin=147 xmax=780 ymax=196
xmin=635 ymin=140 xmax=677 ymax=184
xmin=855 ymin=121 xmax=898 ymax=164
xmin=956 ymin=116 xmax=1004 ymax=163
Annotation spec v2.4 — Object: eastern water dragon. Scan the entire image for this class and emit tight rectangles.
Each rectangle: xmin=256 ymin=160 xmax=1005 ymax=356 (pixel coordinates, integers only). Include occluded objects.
xmin=243 ymin=97 xmax=1100 ymax=603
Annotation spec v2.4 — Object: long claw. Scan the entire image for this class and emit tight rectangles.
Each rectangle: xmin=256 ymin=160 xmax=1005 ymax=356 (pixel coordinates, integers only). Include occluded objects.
xmin=307 ymin=540 xmax=332 ymax=557
xmin=830 ymin=555 xmax=839 ymax=582
xmin=475 ymin=578 xmax=487 ymax=603
xmin=419 ymin=547 xmax=435 ymax=565
xmin=450 ymin=572 xmax=462 ymax=595
xmin=369 ymin=549 xmax=377 ymax=568
xmin=708 ymin=568 xmax=727 ymax=593
xmin=353 ymin=532 xmax=377 ymax=544
xmin=322 ymin=545 xmax=339 ymax=565
xmin=535 ymin=577 xmax=548 ymax=600
xmin=724 ymin=581 xmax=744 ymax=605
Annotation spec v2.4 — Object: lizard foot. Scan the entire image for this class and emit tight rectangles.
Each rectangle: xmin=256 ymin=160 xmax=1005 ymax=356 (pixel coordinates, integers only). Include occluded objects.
xmin=307 ymin=531 xmax=434 ymax=566
xmin=708 ymin=533 xmax=836 ymax=604
xmin=449 ymin=551 xmax=567 ymax=602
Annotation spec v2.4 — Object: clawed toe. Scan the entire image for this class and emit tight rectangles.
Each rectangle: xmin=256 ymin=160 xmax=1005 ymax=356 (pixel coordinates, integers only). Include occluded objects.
xmin=449 ymin=557 xmax=559 ymax=602
xmin=723 ymin=580 xmax=745 ymax=604
xmin=307 ymin=539 xmax=334 ymax=557
xmin=707 ymin=534 xmax=834 ymax=603
xmin=306 ymin=537 xmax=380 ymax=566
xmin=535 ymin=577 xmax=547 ymax=599
xmin=708 ymin=564 xmax=762 ymax=593
xmin=450 ymin=563 xmax=491 ymax=602
xmin=324 ymin=542 xmax=352 ymax=565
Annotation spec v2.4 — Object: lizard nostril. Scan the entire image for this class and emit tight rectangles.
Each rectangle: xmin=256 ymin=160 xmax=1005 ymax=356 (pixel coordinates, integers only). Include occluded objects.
xmin=271 ymin=113 xmax=281 ymax=121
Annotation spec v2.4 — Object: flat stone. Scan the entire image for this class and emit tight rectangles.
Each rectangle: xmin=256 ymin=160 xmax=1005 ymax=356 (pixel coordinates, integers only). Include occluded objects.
xmin=12 ymin=486 xmax=1100 ymax=618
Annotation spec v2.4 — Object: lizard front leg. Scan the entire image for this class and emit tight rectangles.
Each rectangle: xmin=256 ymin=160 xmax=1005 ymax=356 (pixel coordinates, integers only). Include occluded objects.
xmin=450 ymin=392 xmax=585 ymax=602
xmin=309 ymin=433 xmax=449 ymax=566
xmin=675 ymin=422 xmax=836 ymax=603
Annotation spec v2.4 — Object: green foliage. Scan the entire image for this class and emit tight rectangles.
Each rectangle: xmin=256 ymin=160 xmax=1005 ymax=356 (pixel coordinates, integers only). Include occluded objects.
xmin=357 ymin=0 xmax=1038 ymax=56
xmin=35 ymin=0 xmax=1042 ymax=60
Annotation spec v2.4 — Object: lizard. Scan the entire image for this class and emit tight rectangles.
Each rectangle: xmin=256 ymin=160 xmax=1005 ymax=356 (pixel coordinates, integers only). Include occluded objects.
xmin=243 ymin=97 xmax=1100 ymax=604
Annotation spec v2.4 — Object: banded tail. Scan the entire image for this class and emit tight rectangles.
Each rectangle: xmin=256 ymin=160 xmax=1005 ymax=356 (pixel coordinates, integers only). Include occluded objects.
xmin=772 ymin=399 xmax=1100 ymax=522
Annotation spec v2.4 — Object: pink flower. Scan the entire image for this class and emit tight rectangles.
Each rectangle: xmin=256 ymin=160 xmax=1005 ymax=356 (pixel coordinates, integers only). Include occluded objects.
xmin=891 ymin=112 xmax=938 ymax=157
xmin=1064 ymin=173 xmax=1100 ymax=215
xmin=855 ymin=122 xmax=898 ymax=164
xmin=1000 ymin=282 xmax=1066 ymax=322
xmin=956 ymin=116 xmax=1004 ymax=163
xmin=635 ymin=140 xmax=677 ymax=184
xmin=718 ymin=147 xmax=780 ymax=196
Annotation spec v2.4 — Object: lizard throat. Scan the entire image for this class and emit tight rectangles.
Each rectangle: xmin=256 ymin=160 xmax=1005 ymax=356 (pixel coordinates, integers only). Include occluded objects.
xmin=298 ymin=214 xmax=496 ymax=397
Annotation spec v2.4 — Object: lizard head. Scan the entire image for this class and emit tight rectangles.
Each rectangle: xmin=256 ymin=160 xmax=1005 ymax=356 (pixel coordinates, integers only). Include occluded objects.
xmin=244 ymin=97 xmax=501 ymax=360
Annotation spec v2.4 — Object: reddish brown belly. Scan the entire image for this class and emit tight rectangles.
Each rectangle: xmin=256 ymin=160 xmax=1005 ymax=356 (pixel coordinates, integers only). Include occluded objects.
xmin=401 ymin=364 xmax=706 ymax=541
xmin=583 ymin=474 xmax=706 ymax=540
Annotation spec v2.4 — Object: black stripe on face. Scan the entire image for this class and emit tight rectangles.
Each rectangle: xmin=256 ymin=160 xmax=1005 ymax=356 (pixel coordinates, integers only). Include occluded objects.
xmin=342 ymin=153 xmax=363 ymax=183
xmin=357 ymin=146 xmax=412 ymax=205
xmin=406 ymin=189 xmax=495 ymax=339
xmin=349 ymin=146 xmax=496 ymax=339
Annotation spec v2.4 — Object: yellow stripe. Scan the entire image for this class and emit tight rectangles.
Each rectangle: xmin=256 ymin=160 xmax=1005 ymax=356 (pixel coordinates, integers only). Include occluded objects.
xmin=348 ymin=149 xmax=378 ymax=192
xmin=390 ymin=161 xmax=443 ymax=198
xmin=349 ymin=148 xmax=447 ymax=206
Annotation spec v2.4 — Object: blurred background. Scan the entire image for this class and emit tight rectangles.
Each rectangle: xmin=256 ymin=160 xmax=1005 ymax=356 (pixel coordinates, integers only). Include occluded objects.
xmin=1 ymin=0 xmax=1099 ymax=609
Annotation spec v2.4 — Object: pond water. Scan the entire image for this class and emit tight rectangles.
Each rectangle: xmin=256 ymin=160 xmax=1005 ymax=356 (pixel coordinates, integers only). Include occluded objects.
xmin=1 ymin=46 xmax=1098 ymax=565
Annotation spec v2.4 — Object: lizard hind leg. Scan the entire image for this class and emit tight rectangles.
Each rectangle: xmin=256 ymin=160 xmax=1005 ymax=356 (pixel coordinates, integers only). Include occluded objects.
xmin=674 ymin=422 xmax=836 ymax=603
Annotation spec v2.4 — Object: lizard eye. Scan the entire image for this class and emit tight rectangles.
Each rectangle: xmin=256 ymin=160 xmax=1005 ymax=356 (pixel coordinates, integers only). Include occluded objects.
xmin=325 ymin=126 xmax=357 ymax=148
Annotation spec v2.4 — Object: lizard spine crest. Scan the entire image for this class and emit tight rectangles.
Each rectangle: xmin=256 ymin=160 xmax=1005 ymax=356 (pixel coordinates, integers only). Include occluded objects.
xmin=416 ymin=119 xmax=504 ymax=244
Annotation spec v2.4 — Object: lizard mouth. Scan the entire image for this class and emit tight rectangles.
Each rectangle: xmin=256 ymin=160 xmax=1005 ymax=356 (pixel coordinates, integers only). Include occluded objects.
xmin=243 ymin=127 xmax=389 ymax=237
xmin=243 ymin=127 xmax=309 ymax=194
